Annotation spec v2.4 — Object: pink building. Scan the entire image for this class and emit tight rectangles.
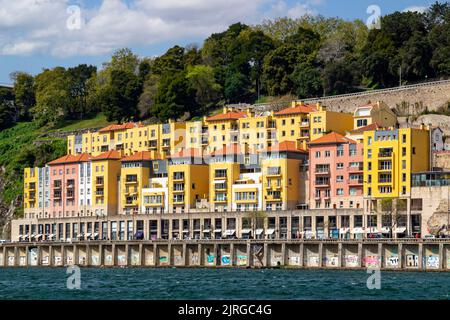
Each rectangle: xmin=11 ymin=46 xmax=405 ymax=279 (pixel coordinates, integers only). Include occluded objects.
xmin=48 ymin=154 xmax=90 ymax=219
xmin=308 ymin=132 xmax=364 ymax=210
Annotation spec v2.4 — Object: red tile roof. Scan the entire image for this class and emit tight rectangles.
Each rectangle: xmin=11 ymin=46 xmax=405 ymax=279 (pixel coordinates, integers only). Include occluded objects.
xmin=264 ymin=141 xmax=307 ymax=153
xmin=48 ymin=153 xmax=91 ymax=165
xmin=208 ymin=144 xmax=242 ymax=156
xmin=121 ymin=151 xmax=155 ymax=162
xmin=350 ymin=123 xmax=381 ymax=134
xmin=274 ymin=104 xmax=317 ymax=116
xmin=206 ymin=111 xmax=247 ymax=122
xmin=91 ymin=150 xmax=122 ymax=161
xmin=98 ymin=122 xmax=143 ymax=133
xmin=169 ymin=148 xmax=203 ymax=158
xmin=309 ymin=132 xmax=356 ymax=145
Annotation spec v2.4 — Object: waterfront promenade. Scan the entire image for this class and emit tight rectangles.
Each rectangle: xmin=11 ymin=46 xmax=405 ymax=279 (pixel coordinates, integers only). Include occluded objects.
xmin=1 ymin=239 xmax=449 ymax=271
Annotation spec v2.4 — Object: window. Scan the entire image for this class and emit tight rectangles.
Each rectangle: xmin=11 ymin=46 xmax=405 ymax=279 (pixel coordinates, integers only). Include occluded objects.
xmin=336 ymin=189 xmax=344 ymax=196
xmin=337 ymin=146 xmax=344 ymax=157
xmin=368 ymin=136 xmax=372 ymax=146
xmin=367 ymin=149 xmax=372 ymax=159
xmin=325 ymin=150 xmax=331 ymax=157
xmin=357 ymin=119 xmax=368 ymax=127
xmin=402 ymin=134 xmax=407 ymax=143
xmin=402 ymin=160 xmax=407 ymax=170
xmin=336 ymin=175 xmax=344 ymax=182
xmin=315 ymin=151 xmax=321 ymax=158
xmin=336 ymin=163 xmax=344 ymax=170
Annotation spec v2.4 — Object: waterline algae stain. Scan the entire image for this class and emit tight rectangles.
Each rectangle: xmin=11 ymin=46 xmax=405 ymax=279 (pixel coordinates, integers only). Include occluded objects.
xmin=0 ymin=268 xmax=449 ymax=300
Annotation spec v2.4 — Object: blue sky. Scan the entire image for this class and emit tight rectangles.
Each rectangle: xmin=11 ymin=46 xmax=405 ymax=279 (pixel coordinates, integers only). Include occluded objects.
xmin=0 ymin=0 xmax=436 ymax=83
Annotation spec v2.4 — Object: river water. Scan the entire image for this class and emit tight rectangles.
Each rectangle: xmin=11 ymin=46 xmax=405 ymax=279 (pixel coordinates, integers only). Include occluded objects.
xmin=0 ymin=268 xmax=448 ymax=300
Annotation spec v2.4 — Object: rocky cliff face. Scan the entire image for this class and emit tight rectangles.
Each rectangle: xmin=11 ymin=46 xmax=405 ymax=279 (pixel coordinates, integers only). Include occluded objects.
xmin=0 ymin=166 xmax=20 ymax=239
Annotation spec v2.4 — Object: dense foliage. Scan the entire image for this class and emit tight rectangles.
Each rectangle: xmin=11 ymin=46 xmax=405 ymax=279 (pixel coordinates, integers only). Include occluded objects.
xmin=1 ymin=2 xmax=450 ymax=129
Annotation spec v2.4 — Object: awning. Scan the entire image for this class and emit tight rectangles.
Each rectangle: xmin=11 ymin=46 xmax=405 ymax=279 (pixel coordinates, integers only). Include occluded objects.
xmin=18 ymin=235 xmax=23 ymax=239
xmin=24 ymin=235 xmax=29 ymax=239
xmin=381 ymin=227 xmax=391 ymax=234
xmin=255 ymin=229 xmax=264 ymax=235
xmin=241 ymin=229 xmax=252 ymax=234
xmin=93 ymin=233 xmax=99 ymax=237
xmin=366 ymin=227 xmax=379 ymax=233
xmin=194 ymin=229 xmax=201 ymax=232
xmin=265 ymin=228 xmax=275 ymax=235
xmin=394 ymin=227 xmax=407 ymax=233
xmin=31 ymin=234 xmax=36 ymax=238
xmin=36 ymin=234 xmax=42 ymax=238
xmin=85 ymin=233 xmax=91 ymax=237
xmin=213 ymin=229 xmax=222 ymax=233
xmin=49 ymin=234 xmax=55 ymax=238
xmin=77 ymin=234 xmax=84 ymax=238
xmin=224 ymin=229 xmax=236 ymax=236
xmin=339 ymin=228 xmax=350 ymax=234
xmin=183 ymin=229 xmax=189 ymax=233
xmin=203 ymin=229 xmax=211 ymax=233
xmin=351 ymin=228 xmax=364 ymax=234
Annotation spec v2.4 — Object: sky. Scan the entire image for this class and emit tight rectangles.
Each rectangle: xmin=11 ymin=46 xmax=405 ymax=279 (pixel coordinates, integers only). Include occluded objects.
xmin=0 ymin=0 xmax=437 ymax=83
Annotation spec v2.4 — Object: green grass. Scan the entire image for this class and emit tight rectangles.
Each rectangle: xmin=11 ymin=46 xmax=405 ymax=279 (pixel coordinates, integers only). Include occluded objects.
xmin=51 ymin=113 xmax=113 ymax=132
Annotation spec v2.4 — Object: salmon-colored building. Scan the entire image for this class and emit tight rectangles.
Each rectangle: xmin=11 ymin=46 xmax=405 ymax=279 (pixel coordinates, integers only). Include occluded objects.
xmin=48 ymin=154 xmax=91 ymax=219
xmin=308 ymin=132 xmax=364 ymax=210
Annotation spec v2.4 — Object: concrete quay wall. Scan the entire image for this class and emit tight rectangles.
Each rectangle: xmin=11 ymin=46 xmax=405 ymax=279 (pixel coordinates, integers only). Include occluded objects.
xmin=1 ymin=240 xmax=449 ymax=271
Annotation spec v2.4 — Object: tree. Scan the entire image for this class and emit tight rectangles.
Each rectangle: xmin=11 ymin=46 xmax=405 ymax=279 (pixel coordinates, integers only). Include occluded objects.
xmin=224 ymin=69 xmax=251 ymax=103
xmin=186 ymin=65 xmax=222 ymax=113
xmin=101 ymin=69 xmax=141 ymax=122
xmin=103 ymin=48 xmax=140 ymax=74
xmin=291 ymin=61 xmax=323 ymax=98
xmin=0 ymin=88 xmax=15 ymax=129
xmin=138 ymin=74 xmax=160 ymax=119
xmin=323 ymin=59 xmax=355 ymax=95
xmin=32 ymin=67 xmax=70 ymax=126
xmin=153 ymin=71 xmax=195 ymax=121
xmin=11 ymin=72 xmax=35 ymax=121
xmin=152 ymin=45 xmax=186 ymax=75
xmin=66 ymin=64 xmax=97 ymax=119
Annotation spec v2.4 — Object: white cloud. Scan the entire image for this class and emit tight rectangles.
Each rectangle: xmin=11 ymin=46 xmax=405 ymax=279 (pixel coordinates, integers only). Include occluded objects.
xmin=0 ymin=0 xmax=321 ymax=58
xmin=403 ymin=6 xmax=428 ymax=13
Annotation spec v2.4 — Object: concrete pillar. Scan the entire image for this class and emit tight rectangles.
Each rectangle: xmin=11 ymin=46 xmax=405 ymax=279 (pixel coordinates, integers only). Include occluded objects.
xmin=213 ymin=243 xmax=218 ymax=266
xmin=281 ymin=243 xmax=286 ymax=266
xmin=398 ymin=243 xmax=403 ymax=269
xmin=299 ymin=243 xmax=304 ymax=267
xmin=153 ymin=243 xmax=157 ymax=267
xmin=264 ymin=243 xmax=269 ymax=267
xmin=49 ymin=246 xmax=54 ymax=267
xmin=418 ymin=243 xmax=424 ymax=270
xmin=36 ymin=246 xmax=41 ymax=266
xmin=25 ymin=246 xmax=29 ymax=267
xmin=318 ymin=242 xmax=323 ymax=267
xmin=13 ymin=247 xmax=18 ymax=267
xmin=378 ymin=243 xmax=383 ymax=268
xmin=168 ymin=219 xmax=173 ymax=240
xmin=182 ymin=243 xmax=187 ymax=266
xmin=99 ymin=244 xmax=103 ymax=266
xmin=357 ymin=243 xmax=363 ymax=268
xmin=139 ymin=243 xmax=143 ymax=267
xmin=73 ymin=245 xmax=79 ymax=266
xmin=2 ymin=246 xmax=5 ymax=267
xmin=406 ymin=198 xmax=412 ymax=237
xmin=167 ymin=243 xmax=172 ymax=266
xmin=311 ymin=216 xmax=317 ymax=239
xmin=198 ymin=243 xmax=203 ymax=266
xmin=61 ymin=245 xmax=66 ymax=266
xmin=338 ymin=242 xmax=343 ymax=268
xmin=287 ymin=217 xmax=292 ymax=240
xmin=125 ymin=244 xmax=130 ymax=266
xmin=275 ymin=217 xmax=280 ymax=239
xmin=246 ymin=242 xmax=252 ymax=267
xmin=111 ymin=243 xmax=116 ymax=266
xmin=230 ymin=243 xmax=234 ymax=266
xmin=439 ymin=243 xmax=444 ymax=270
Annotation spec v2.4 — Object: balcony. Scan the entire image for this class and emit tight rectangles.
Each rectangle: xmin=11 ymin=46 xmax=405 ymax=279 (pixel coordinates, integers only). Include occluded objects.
xmin=300 ymin=121 xmax=310 ymax=127
xmin=53 ymin=193 xmax=61 ymax=200
xmin=173 ymin=188 xmax=185 ymax=193
xmin=266 ymin=168 xmax=281 ymax=177
xmin=28 ymin=194 xmax=36 ymax=201
xmin=378 ymin=151 xmax=393 ymax=158
xmin=378 ymin=179 xmax=393 ymax=185
xmin=348 ymin=179 xmax=364 ymax=185
xmin=96 ymin=179 xmax=104 ymax=186
xmin=95 ymin=190 xmax=104 ymax=196
xmin=214 ymin=198 xmax=228 ymax=203
xmin=173 ymin=174 xmax=185 ymax=181
xmin=266 ymin=194 xmax=282 ymax=202
xmin=28 ymin=184 xmax=36 ymax=191
xmin=315 ymin=180 xmax=330 ymax=187
xmin=67 ymin=193 xmax=75 ymax=199
xmin=148 ymin=141 xmax=158 ymax=150
xmin=125 ymin=176 xmax=138 ymax=184
xmin=348 ymin=166 xmax=364 ymax=172
xmin=173 ymin=197 xmax=185 ymax=204
xmin=315 ymin=167 xmax=330 ymax=175
xmin=124 ymin=201 xmax=139 ymax=207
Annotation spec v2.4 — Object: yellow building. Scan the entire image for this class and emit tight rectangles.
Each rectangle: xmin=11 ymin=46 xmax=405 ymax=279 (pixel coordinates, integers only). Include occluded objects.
xmin=363 ymin=127 xmax=430 ymax=202
xmin=207 ymin=145 xmax=243 ymax=212
xmin=273 ymin=102 xmax=317 ymax=144
xmin=261 ymin=141 xmax=308 ymax=210
xmin=23 ymin=167 xmax=39 ymax=218
xmin=353 ymin=101 xmax=397 ymax=130
xmin=168 ymin=148 xmax=209 ymax=213
xmin=309 ymin=106 xmax=354 ymax=141
xmin=91 ymin=150 xmax=122 ymax=216
xmin=120 ymin=151 xmax=154 ymax=215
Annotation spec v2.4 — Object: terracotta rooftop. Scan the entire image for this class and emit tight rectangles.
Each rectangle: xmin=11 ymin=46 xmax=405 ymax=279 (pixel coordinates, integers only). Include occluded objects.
xmin=169 ymin=148 xmax=203 ymax=159
xmin=264 ymin=141 xmax=307 ymax=153
xmin=48 ymin=153 xmax=91 ymax=165
xmin=208 ymin=144 xmax=242 ymax=156
xmin=206 ymin=111 xmax=247 ymax=122
xmin=274 ymin=104 xmax=317 ymax=116
xmin=350 ymin=123 xmax=381 ymax=134
xmin=91 ymin=150 xmax=122 ymax=161
xmin=98 ymin=122 xmax=143 ymax=133
xmin=309 ymin=132 xmax=356 ymax=145
xmin=121 ymin=151 xmax=155 ymax=162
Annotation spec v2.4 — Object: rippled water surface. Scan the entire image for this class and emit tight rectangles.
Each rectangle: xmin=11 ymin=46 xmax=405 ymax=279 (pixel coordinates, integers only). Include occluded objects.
xmin=0 ymin=268 xmax=449 ymax=300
